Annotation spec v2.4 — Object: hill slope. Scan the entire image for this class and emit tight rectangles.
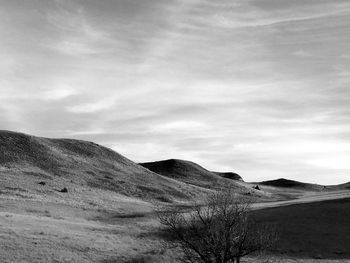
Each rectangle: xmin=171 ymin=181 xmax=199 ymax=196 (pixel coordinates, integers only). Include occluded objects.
xmin=259 ymin=178 xmax=324 ymax=190
xmin=212 ymin=172 xmax=243 ymax=181
xmin=0 ymin=130 xmax=209 ymax=204
xmin=340 ymin=182 xmax=350 ymax=189
xmin=140 ymin=159 xmax=248 ymax=192
xmin=328 ymin=181 xmax=350 ymax=190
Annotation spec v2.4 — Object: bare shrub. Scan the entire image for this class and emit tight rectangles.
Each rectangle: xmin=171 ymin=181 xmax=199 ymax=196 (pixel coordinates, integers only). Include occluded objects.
xmin=156 ymin=190 xmax=277 ymax=263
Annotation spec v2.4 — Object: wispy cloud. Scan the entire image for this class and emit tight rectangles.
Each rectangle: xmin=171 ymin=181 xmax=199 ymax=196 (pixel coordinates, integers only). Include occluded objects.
xmin=1 ymin=0 xmax=350 ymax=184
xmin=43 ymin=84 xmax=78 ymax=101
xmin=66 ymin=97 xmax=116 ymax=113
xmin=43 ymin=4 xmax=115 ymax=56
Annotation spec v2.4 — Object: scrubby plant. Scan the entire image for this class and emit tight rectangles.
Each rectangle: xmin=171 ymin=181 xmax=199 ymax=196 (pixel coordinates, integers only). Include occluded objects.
xmin=157 ymin=190 xmax=277 ymax=263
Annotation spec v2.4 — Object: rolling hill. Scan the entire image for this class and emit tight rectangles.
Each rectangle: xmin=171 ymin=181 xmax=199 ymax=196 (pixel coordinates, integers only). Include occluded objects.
xmin=0 ymin=130 xmax=211 ymax=204
xmin=339 ymin=182 xmax=350 ymax=189
xmin=140 ymin=159 xmax=249 ymax=192
xmin=1 ymin=130 xmax=349 ymax=263
xmin=259 ymin=178 xmax=324 ymax=190
xmin=212 ymin=172 xmax=243 ymax=181
xmin=327 ymin=181 xmax=350 ymax=190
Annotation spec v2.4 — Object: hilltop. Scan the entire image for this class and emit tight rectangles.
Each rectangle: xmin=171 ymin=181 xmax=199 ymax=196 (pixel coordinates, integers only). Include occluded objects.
xmin=259 ymin=178 xmax=324 ymax=190
xmin=212 ymin=171 xmax=243 ymax=181
xmin=140 ymin=159 xmax=249 ymax=192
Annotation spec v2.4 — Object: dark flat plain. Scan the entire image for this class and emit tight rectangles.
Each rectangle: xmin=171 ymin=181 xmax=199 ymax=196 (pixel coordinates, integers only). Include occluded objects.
xmin=251 ymin=198 xmax=350 ymax=259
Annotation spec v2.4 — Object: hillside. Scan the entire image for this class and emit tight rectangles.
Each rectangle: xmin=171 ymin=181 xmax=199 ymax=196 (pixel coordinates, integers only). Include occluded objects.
xmin=328 ymin=182 xmax=350 ymax=190
xmin=140 ymin=159 xmax=251 ymax=192
xmin=212 ymin=172 xmax=243 ymax=181
xmin=1 ymin=130 xmax=349 ymax=263
xmin=0 ymin=130 xmax=210 ymax=205
xmin=340 ymin=182 xmax=350 ymax=189
xmin=259 ymin=178 xmax=324 ymax=190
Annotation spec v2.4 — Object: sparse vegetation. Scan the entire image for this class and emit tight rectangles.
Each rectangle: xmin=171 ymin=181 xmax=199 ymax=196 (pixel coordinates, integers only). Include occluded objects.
xmin=1 ymin=130 xmax=350 ymax=263
xmin=157 ymin=190 xmax=278 ymax=263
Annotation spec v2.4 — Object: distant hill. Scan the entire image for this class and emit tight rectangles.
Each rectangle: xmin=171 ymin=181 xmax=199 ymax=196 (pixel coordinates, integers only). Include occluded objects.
xmin=212 ymin=172 xmax=243 ymax=181
xmin=331 ymin=182 xmax=350 ymax=190
xmin=259 ymin=178 xmax=323 ymax=190
xmin=341 ymin=182 xmax=350 ymax=189
xmin=140 ymin=159 xmax=247 ymax=191
xmin=0 ymin=130 xmax=210 ymax=203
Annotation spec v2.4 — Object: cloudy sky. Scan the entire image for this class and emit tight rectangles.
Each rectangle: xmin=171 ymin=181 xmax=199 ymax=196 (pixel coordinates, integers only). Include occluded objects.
xmin=1 ymin=0 xmax=350 ymax=184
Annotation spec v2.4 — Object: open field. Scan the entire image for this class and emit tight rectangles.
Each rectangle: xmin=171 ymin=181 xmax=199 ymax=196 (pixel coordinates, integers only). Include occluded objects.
xmin=1 ymin=191 xmax=350 ymax=263
xmin=251 ymin=198 xmax=350 ymax=260
xmin=0 ymin=197 xmax=168 ymax=263
xmin=1 ymin=131 xmax=350 ymax=263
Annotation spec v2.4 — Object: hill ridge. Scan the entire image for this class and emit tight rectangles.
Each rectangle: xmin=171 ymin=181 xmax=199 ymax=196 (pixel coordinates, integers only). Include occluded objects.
xmin=258 ymin=178 xmax=324 ymax=190
xmin=0 ymin=130 xmax=212 ymax=203
xmin=140 ymin=159 xmax=247 ymax=191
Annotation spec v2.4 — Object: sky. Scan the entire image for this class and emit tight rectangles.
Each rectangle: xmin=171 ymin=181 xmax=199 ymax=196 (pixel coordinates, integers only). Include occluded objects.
xmin=1 ymin=0 xmax=350 ymax=184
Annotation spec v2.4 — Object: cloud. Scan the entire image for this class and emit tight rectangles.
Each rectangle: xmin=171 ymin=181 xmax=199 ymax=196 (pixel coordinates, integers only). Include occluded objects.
xmin=152 ymin=121 xmax=209 ymax=133
xmin=175 ymin=0 xmax=350 ymax=32
xmin=66 ymin=97 xmax=116 ymax=113
xmin=43 ymin=4 xmax=115 ymax=56
xmin=307 ymin=156 xmax=350 ymax=170
xmin=1 ymin=0 xmax=350 ymax=184
xmin=293 ymin=50 xmax=312 ymax=57
xmin=43 ymin=84 xmax=78 ymax=100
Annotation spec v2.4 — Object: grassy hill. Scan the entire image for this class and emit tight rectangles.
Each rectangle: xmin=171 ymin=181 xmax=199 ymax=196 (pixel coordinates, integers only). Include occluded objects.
xmin=140 ymin=159 xmax=251 ymax=193
xmin=330 ymin=182 xmax=350 ymax=190
xmin=212 ymin=172 xmax=243 ymax=181
xmin=0 ymin=130 xmax=211 ymax=205
xmin=259 ymin=178 xmax=324 ymax=190
xmin=1 ymin=130 xmax=350 ymax=263
xmin=341 ymin=182 xmax=350 ymax=189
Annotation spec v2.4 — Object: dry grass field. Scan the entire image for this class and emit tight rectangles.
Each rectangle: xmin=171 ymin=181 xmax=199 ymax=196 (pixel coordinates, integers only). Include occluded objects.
xmin=251 ymin=198 xmax=350 ymax=260
xmin=1 ymin=131 xmax=350 ymax=263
